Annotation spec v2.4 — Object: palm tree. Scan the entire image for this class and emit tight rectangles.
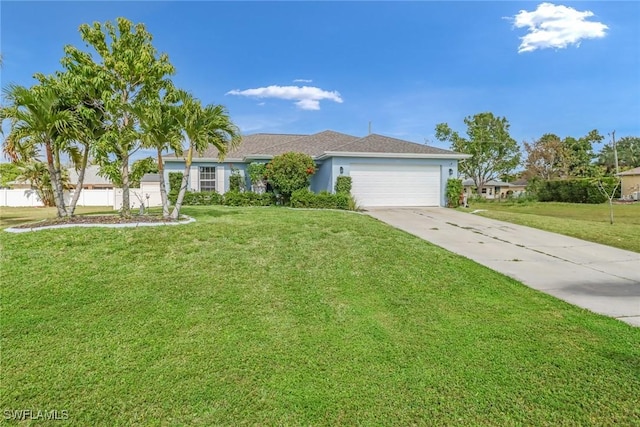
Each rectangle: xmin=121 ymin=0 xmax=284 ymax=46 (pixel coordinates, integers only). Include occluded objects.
xmin=1 ymin=83 xmax=81 ymax=217
xmin=171 ymin=91 xmax=240 ymax=219
xmin=16 ymin=159 xmax=71 ymax=207
xmin=136 ymin=96 xmax=182 ymax=218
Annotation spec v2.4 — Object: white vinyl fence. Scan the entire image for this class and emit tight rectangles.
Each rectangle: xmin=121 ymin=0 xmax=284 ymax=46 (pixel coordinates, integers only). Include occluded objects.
xmin=1 ymin=184 xmax=163 ymax=210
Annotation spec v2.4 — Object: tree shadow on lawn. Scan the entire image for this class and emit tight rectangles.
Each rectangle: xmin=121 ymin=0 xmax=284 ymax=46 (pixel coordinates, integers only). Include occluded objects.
xmin=179 ymin=207 xmax=242 ymax=219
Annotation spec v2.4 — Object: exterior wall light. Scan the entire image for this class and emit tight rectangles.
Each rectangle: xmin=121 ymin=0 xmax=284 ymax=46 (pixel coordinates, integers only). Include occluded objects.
xmin=339 ymin=166 xmax=344 ymax=175
xmin=448 ymin=168 xmax=453 ymax=176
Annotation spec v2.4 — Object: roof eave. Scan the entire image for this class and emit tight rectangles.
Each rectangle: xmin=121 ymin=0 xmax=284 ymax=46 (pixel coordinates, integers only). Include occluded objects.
xmin=243 ymin=155 xmax=274 ymax=161
xmin=316 ymin=151 xmax=472 ymax=160
xmin=164 ymin=157 xmax=245 ymax=163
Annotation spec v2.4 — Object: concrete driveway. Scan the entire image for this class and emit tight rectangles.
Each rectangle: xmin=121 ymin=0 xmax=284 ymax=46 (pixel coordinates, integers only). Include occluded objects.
xmin=367 ymin=207 xmax=640 ymax=327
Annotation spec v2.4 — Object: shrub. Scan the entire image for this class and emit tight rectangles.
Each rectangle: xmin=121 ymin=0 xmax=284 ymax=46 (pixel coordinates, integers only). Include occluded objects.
xmin=169 ymin=172 xmax=183 ymax=192
xmin=265 ymin=152 xmax=316 ymax=201
xmin=229 ymin=168 xmax=245 ymax=192
xmin=446 ymin=178 xmax=463 ymax=208
xmin=223 ymin=191 xmax=276 ymax=207
xmin=290 ymin=189 xmax=351 ymax=210
xmin=247 ymin=162 xmax=267 ymax=185
xmin=334 ymin=175 xmax=352 ymax=194
xmin=168 ymin=190 xmax=223 ymax=206
xmin=535 ymin=178 xmax=620 ymax=204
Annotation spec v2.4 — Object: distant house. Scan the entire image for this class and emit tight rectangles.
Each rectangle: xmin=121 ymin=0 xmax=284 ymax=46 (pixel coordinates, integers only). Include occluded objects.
xmin=617 ymin=167 xmax=640 ymax=200
xmin=462 ymin=178 xmax=526 ymax=199
xmin=164 ymin=130 xmax=470 ymax=207
xmin=509 ymin=178 xmax=528 ymax=195
xmin=68 ymin=165 xmax=114 ymax=189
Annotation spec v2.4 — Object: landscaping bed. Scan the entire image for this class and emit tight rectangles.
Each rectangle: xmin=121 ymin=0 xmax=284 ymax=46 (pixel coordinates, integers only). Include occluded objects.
xmin=10 ymin=214 xmax=178 ymax=229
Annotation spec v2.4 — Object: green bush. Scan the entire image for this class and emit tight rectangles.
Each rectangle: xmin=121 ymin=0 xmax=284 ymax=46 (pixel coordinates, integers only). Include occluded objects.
xmin=265 ymin=152 xmax=316 ymax=201
xmin=168 ymin=190 xmax=223 ymax=206
xmin=169 ymin=172 xmax=183 ymax=193
xmin=536 ymin=178 xmax=620 ymax=204
xmin=247 ymin=162 xmax=267 ymax=186
xmin=229 ymin=168 xmax=245 ymax=192
xmin=334 ymin=175 xmax=352 ymax=194
xmin=446 ymin=178 xmax=463 ymax=208
xmin=290 ymin=189 xmax=351 ymax=210
xmin=223 ymin=191 xmax=276 ymax=207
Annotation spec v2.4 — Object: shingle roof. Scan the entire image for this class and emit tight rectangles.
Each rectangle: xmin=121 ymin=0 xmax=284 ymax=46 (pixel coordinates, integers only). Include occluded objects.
xmin=255 ymin=130 xmax=359 ymax=157
xmin=617 ymin=166 xmax=640 ymax=176
xmin=178 ymin=130 xmax=463 ymax=160
xmin=68 ymin=165 xmax=112 ymax=185
xmin=140 ymin=173 xmax=160 ymax=183
xmin=462 ymin=179 xmax=512 ymax=187
xmin=331 ymin=134 xmax=459 ymax=155
xmin=511 ymin=178 xmax=528 ymax=186
xmin=194 ymin=133 xmax=306 ymax=159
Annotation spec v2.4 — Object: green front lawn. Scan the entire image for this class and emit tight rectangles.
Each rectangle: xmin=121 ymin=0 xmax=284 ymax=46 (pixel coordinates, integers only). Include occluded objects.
xmin=464 ymin=202 xmax=640 ymax=253
xmin=1 ymin=206 xmax=638 ymax=425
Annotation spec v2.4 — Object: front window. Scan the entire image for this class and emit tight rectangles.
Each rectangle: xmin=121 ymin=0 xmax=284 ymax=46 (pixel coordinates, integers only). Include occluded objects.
xmin=199 ymin=167 xmax=216 ymax=192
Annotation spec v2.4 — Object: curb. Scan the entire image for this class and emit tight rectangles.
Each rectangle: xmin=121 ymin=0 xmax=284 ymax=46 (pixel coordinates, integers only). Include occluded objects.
xmin=4 ymin=216 xmax=196 ymax=233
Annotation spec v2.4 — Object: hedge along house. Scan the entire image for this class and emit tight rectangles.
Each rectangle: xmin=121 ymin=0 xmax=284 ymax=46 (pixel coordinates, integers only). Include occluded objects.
xmin=164 ymin=130 xmax=470 ymax=207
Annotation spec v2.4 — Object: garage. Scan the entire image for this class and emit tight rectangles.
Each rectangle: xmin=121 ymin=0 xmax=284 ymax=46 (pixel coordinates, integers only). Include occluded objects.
xmin=350 ymin=163 xmax=441 ymax=207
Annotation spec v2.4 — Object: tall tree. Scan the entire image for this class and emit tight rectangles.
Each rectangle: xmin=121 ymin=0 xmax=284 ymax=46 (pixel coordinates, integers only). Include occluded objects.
xmin=39 ymin=72 xmax=106 ymax=216
xmin=564 ymin=129 xmax=602 ymax=177
xmin=1 ymin=83 xmax=80 ymax=217
xmin=523 ymin=133 xmax=571 ymax=180
xmin=171 ymin=90 xmax=240 ymax=219
xmin=135 ymin=95 xmax=182 ymax=218
xmin=597 ymin=136 xmax=640 ymax=173
xmin=435 ymin=112 xmax=520 ymax=194
xmin=61 ymin=17 xmax=175 ymax=217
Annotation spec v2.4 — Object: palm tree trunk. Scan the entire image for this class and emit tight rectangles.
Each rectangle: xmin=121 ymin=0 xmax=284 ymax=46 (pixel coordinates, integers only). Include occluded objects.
xmin=45 ymin=140 xmax=67 ymax=217
xmin=67 ymin=143 xmax=89 ymax=217
xmin=157 ymin=149 xmax=170 ymax=219
xmin=170 ymin=146 xmax=193 ymax=219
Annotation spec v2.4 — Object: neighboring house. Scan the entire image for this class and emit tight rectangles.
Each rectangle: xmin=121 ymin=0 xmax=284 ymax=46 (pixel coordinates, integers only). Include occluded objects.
xmin=508 ymin=178 xmax=528 ymax=196
xmin=68 ymin=165 xmax=114 ymax=189
xmin=164 ymin=130 xmax=470 ymax=207
xmin=617 ymin=167 xmax=640 ymax=200
xmin=462 ymin=179 xmax=520 ymax=199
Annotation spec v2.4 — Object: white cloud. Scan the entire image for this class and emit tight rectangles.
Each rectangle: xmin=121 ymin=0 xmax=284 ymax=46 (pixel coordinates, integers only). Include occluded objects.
xmin=293 ymin=79 xmax=313 ymax=83
xmin=510 ymin=3 xmax=608 ymax=53
xmin=226 ymin=85 xmax=343 ymax=110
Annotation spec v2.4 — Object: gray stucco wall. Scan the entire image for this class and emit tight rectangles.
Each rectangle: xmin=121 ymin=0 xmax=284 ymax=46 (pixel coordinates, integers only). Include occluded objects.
xmin=310 ymin=159 xmax=332 ymax=193
xmin=166 ymin=156 xmax=460 ymax=207
xmin=164 ymin=161 xmax=248 ymax=193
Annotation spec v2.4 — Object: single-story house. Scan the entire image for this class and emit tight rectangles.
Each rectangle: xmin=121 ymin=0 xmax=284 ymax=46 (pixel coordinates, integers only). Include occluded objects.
xmin=68 ymin=165 xmax=114 ymax=189
xmin=462 ymin=179 xmax=523 ymax=199
xmin=164 ymin=130 xmax=470 ymax=207
xmin=617 ymin=166 xmax=640 ymax=200
xmin=508 ymin=178 xmax=528 ymax=196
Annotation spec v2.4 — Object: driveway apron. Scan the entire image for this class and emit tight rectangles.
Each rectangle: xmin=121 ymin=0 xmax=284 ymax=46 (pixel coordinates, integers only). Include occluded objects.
xmin=367 ymin=207 xmax=640 ymax=327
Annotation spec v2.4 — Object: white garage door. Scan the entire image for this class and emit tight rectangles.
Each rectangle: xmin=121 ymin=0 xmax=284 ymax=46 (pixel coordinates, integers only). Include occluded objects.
xmin=350 ymin=163 xmax=441 ymax=207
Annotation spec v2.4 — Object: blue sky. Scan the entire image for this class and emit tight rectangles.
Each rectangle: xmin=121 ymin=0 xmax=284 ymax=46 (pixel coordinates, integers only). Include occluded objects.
xmin=1 ymin=1 xmax=639 ymax=158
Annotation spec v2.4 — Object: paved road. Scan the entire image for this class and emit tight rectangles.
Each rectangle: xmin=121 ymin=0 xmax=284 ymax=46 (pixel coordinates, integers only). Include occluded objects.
xmin=367 ymin=207 xmax=640 ymax=327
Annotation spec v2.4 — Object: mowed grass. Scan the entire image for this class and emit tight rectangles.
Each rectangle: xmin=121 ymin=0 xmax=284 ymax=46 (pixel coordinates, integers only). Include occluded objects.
xmin=1 ymin=206 xmax=639 ymax=425
xmin=0 ymin=206 xmax=116 ymax=229
xmin=466 ymin=202 xmax=640 ymax=253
